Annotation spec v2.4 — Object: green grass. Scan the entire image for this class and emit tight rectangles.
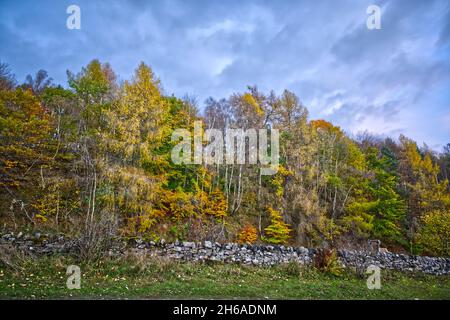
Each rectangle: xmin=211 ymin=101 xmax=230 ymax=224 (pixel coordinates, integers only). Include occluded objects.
xmin=0 ymin=253 xmax=449 ymax=299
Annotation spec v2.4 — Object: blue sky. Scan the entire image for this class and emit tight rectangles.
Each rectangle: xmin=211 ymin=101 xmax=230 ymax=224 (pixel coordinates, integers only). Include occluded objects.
xmin=1 ymin=0 xmax=449 ymax=149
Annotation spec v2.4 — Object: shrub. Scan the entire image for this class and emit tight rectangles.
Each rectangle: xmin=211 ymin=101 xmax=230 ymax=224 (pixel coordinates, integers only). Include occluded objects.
xmin=417 ymin=210 xmax=450 ymax=256
xmin=0 ymin=243 xmax=30 ymax=271
xmin=281 ymin=261 xmax=303 ymax=277
xmin=238 ymin=225 xmax=258 ymax=244
xmin=72 ymin=217 xmax=117 ymax=263
xmin=313 ymin=248 xmax=343 ymax=276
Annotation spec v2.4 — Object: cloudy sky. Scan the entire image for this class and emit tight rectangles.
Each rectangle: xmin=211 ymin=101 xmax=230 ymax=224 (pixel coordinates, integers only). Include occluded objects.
xmin=1 ymin=0 xmax=449 ymax=149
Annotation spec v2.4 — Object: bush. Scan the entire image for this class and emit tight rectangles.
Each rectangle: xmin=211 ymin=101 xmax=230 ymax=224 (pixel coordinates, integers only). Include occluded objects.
xmin=72 ymin=217 xmax=117 ymax=263
xmin=0 ymin=243 xmax=30 ymax=271
xmin=237 ymin=225 xmax=258 ymax=244
xmin=313 ymin=248 xmax=343 ymax=276
xmin=281 ymin=261 xmax=304 ymax=277
xmin=417 ymin=210 xmax=450 ymax=256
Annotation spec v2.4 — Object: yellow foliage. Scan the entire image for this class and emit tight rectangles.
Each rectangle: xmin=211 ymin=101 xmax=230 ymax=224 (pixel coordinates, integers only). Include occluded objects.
xmin=101 ymin=63 xmax=170 ymax=167
xmin=196 ymin=188 xmax=228 ymax=219
xmin=271 ymin=165 xmax=292 ymax=198
xmin=160 ymin=190 xmax=195 ymax=220
xmin=263 ymin=207 xmax=292 ymax=244
xmin=418 ymin=210 xmax=450 ymax=256
xmin=242 ymin=93 xmax=264 ymax=116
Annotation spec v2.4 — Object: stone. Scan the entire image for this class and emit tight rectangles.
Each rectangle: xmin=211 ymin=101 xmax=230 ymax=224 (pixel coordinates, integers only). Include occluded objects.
xmin=1 ymin=231 xmax=448 ymax=275
xmin=183 ymin=241 xmax=196 ymax=248
xmin=204 ymin=241 xmax=213 ymax=249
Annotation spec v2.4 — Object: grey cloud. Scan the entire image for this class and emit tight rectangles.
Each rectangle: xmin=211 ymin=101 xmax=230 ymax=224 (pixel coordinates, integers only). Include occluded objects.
xmin=0 ymin=0 xmax=449 ymax=148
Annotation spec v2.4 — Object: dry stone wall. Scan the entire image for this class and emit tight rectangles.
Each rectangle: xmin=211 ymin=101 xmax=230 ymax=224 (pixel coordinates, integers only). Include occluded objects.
xmin=1 ymin=232 xmax=448 ymax=275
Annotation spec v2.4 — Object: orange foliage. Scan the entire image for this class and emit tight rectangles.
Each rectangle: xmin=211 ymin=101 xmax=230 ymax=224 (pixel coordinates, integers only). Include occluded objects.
xmin=310 ymin=119 xmax=342 ymax=137
xmin=238 ymin=225 xmax=258 ymax=244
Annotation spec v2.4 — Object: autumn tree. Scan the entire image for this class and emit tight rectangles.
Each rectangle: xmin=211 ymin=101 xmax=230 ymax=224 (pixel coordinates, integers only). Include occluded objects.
xmin=398 ymin=135 xmax=450 ymax=254
xmin=0 ymin=88 xmax=53 ymax=225
xmin=263 ymin=207 xmax=292 ymax=244
xmin=1 ymin=61 xmax=448 ymax=255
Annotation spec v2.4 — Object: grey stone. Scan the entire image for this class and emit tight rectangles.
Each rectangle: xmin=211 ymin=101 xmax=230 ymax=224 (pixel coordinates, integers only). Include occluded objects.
xmin=1 ymin=231 xmax=448 ymax=275
xmin=204 ymin=241 xmax=213 ymax=249
xmin=183 ymin=241 xmax=196 ymax=248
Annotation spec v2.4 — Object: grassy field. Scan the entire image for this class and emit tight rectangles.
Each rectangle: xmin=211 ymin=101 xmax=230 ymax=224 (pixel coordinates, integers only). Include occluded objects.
xmin=0 ymin=253 xmax=449 ymax=300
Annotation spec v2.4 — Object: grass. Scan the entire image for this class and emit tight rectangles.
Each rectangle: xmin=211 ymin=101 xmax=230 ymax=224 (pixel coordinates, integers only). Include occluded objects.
xmin=0 ymin=252 xmax=449 ymax=300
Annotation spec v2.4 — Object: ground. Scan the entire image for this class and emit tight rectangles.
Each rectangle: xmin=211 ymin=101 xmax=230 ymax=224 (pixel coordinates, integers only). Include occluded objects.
xmin=0 ymin=253 xmax=449 ymax=299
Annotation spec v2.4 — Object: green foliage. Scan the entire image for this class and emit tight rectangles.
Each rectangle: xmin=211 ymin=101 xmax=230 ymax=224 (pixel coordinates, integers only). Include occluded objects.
xmin=343 ymin=147 xmax=405 ymax=242
xmin=1 ymin=254 xmax=449 ymax=299
xmin=0 ymin=61 xmax=449 ymax=257
xmin=417 ymin=210 xmax=450 ymax=256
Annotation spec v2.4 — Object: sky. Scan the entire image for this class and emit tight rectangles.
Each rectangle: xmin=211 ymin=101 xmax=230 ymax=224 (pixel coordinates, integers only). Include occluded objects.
xmin=1 ymin=0 xmax=449 ymax=150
